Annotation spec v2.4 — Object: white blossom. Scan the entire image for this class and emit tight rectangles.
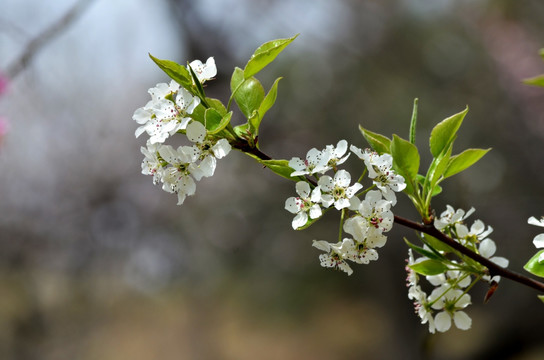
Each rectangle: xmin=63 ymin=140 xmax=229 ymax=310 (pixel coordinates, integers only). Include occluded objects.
xmin=350 ymin=146 xmax=406 ymax=205
xmin=429 ymin=286 xmax=472 ymax=332
xmin=134 ymin=85 xmax=200 ymax=144
xmin=312 ymin=239 xmax=358 ymax=275
xmin=317 ymin=169 xmax=363 ymax=210
xmin=188 ymin=57 xmax=217 ymax=83
xmin=285 ymin=181 xmax=322 ymax=229
xmin=158 ymin=145 xmax=199 ymax=205
xmin=141 ymin=142 xmax=165 ymax=184
xmin=323 ymin=140 xmax=350 ymax=168
xmin=288 ymin=148 xmax=330 ymax=176
xmin=185 ymin=121 xmax=231 ymax=180
xmin=434 ymin=205 xmax=475 ymax=231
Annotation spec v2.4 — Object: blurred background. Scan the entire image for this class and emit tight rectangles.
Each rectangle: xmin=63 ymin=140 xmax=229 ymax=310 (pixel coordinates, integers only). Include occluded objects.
xmin=1 ymin=0 xmax=544 ymax=359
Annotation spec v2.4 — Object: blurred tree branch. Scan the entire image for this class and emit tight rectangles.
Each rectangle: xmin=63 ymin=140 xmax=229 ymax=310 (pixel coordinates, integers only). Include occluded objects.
xmin=5 ymin=0 xmax=96 ymax=79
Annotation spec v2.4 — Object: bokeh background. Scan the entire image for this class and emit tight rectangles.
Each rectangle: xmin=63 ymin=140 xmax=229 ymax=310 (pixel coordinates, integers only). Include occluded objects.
xmin=1 ymin=0 xmax=544 ymax=359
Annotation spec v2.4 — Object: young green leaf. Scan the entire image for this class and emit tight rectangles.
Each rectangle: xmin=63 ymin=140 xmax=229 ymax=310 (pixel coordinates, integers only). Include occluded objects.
xmin=244 ymin=34 xmax=298 ymax=79
xmin=523 ymin=250 xmax=544 ymax=278
xmin=421 ymin=233 xmax=454 ymax=253
xmin=523 ymin=75 xmax=544 ymax=87
xmin=188 ymin=63 xmax=206 ymax=99
xmin=539 ymin=295 xmax=544 ymax=304
xmin=190 ymin=103 xmax=206 ymax=124
xmin=149 ymin=54 xmax=193 ymax=90
xmin=391 ymin=134 xmax=420 ymax=184
xmin=359 ymin=126 xmax=391 ymax=154
xmin=429 ymin=107 xmax=468 ymax=157
xmin=230 ymin=68 xmax=265 ymax=118
xmin=258 ymin=77 xmax=282 ymax=121
xmin=206 ymin=98 xmax=227 ymax=116
xmin=234 ymin=123 xmax=250 ymax=140
xmin=409 ymin=259 xmax=449 ymax=276
xmin=404 ymin=238 xmax=445 ymax=261
xmin=443 ymin=148 xmax=490 ymax=179
xmin=409 ymin=98 xmax=418 ymax=144
xmin=425 ymin=144 xmax=452 ymax=193
xmin=206 ymin=110 xmax=232 ymax=135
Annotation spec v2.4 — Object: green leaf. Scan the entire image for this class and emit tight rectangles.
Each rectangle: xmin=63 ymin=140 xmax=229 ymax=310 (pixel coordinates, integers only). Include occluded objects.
xmin=234 ymin=123 xmax=250 ymax=139
xmin=206 ymin=98 xmax=227 ymax=116
xmin=409 ymin=259 xmax=449 ymax=276
xmin=359 ymin=126 xmax=391 ymax=154
xmin=409 ymin=98 xmax=418 ymax=144
xmin=244 ymin=34 xmax=298 ymax=79
xmin=190 ymin=103 xmax=206 ymax=124
xmin=391 ymin=134 xmax=420 ymax=192
xmin=538 ymin=295 xmax=544 ymax=304
xmin=206 ymin=110 xmax=232 ymax=135
xmin=524 ymin=250 xmax=544 ymax=278
xmin=248 ymin=111 xmax=260 ymax=139
xmin=258 ymin=77 xmax=282 ymax=122
xmin=523 ymin=75 xmax=544 ymax=87
xmin=416 ymin=175 xmax=443 ymax=197
xmin=443 ymin=148 xmax=490 ymax=179
xmin=188 ymin=63 xmax=206 ymax=99
xmin=149 ymin=54 xmax=193 ymax=90
xmin=230 ymin=68 xmax=265 ymax=118
xmin=424 ymin=144 xmax=452 ymax=196
xmin=421 ymin=233 xmax=453 ymax=253
xmin=404 ymin=238 xmax=445 ymax=261
xmin=429 ymin=107 xmax=468 ymax=157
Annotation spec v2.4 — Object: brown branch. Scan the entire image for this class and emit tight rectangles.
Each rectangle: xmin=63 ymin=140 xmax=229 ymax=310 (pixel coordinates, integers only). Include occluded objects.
xmin=394 ymin=215 xmax=544 ymax=293
xmin=5 ymin=0 xmax=96 ymax=79
xmin=236 ymin=136 xmax=544 ymax=293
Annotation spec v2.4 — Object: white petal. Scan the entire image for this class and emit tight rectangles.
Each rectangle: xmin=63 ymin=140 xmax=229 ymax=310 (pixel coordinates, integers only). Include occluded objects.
xmin=295 ymin=181 xmax=311 ymax=198
xmin=334 ymin=198 xmax=351 ymax=210
xmin=434 ymin=312 xmax=452 ymax=332
xmin=186 ymin=121 xmax=207 ymax=143
xmin=288 ymin=157 xmax=306 ymax=171
xmin=135 ymin=125 xmax=147 ymax=138
xmin=528 ymin=216 xmax=544 ymax=227
xmin=309 ymin=204 xmax=322 ymax=219
xmin=212 ymin=139 xmax=231 ymax=159
xmin=132 ymin=107 xmax=153 ymax=124
xmin=292 ymin=212 xmax=308 ymax=229
xmin=349 ymin=145 xmax=364 ymax=159
xmin=334 ymin=169 xmax=351 ymax=187
xmin=312 ymin=240 xmax=331 ymax=252
xmin=533 ymin=234 xmax=544 ymax=248
xmin=318 ymin=176 xmax=334 ymax=192
xmin=479 ymin=239 xmax=496 ymax=258
xmin=453 ymin=311 xmax=472 ymax=330
xmin=346 ymin=183 xmax=363 ymax=197
xmin=491 ymin=256 xmax=509 ymax=268
xmin=320 ymin=194 xmax=334 ymax=208
xmin=284 ymin=197 xmax=300 ymax=214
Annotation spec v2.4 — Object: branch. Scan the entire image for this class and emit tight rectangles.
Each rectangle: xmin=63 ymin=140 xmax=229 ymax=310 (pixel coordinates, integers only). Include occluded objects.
xmin=394 ymin=215 xmax=544 ymax=293
xmin=5 ymin=0 xmax=96 ymax=79
xmin=234 ymin=137 xmax=544 ymax=293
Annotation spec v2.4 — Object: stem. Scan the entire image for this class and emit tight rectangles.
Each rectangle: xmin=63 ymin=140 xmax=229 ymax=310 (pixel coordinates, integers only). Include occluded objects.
xmin=394 ymin=215 xmax=544 ymax=293
xmin=231 ymin=139 xmax=272 ymax=160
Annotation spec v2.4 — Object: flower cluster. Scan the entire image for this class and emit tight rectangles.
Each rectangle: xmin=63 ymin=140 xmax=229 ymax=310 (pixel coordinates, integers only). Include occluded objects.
xmin=406 ymin=206 xmax=510 ymax=333
xmin=285 ymin=142 xmax=406 ymax=275
xmin=406 ymin=250 xmax=472 ymax=333
xmin=134 ymin=58 xmax=231 ymax=204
